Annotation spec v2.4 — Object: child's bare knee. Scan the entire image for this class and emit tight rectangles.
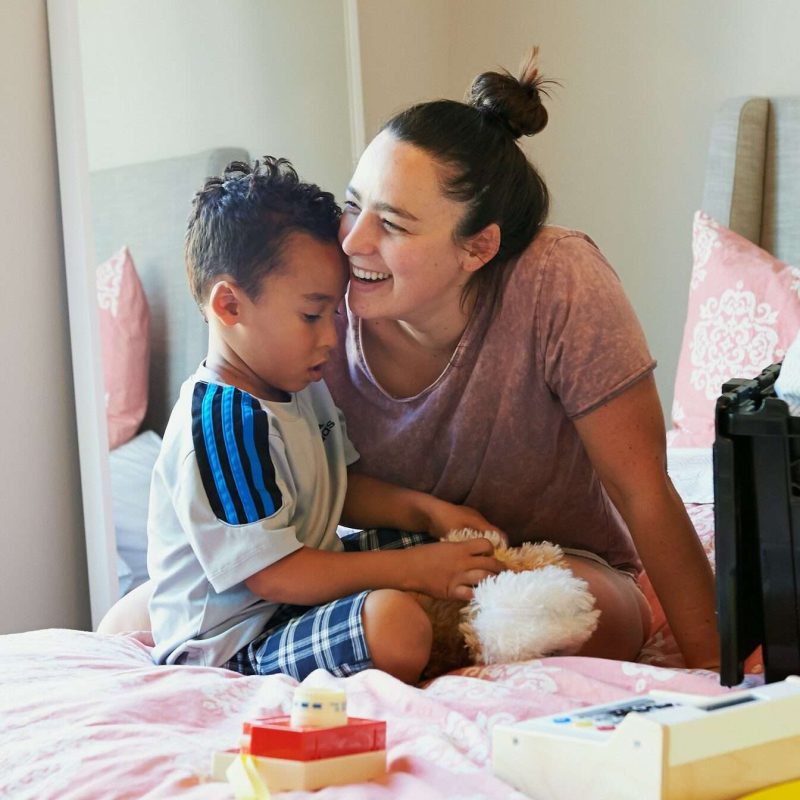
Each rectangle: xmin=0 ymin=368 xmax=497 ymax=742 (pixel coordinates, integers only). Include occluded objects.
xmin=362 ymin=590 xmax=432 ymax=683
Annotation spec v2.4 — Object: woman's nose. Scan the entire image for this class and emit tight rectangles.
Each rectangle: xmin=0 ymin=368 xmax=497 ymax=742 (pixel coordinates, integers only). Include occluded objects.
xmin=339 ymin=210 xmax=372 ymax=256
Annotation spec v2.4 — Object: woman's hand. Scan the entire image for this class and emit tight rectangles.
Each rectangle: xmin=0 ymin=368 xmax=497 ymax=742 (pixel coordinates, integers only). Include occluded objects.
xmin=418 ymin=495 xmax=509 ymax=543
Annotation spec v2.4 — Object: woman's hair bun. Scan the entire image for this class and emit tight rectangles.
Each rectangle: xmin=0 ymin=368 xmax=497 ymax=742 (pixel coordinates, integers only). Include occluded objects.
xmin=465 ymin=46 xmax=550 ymax=139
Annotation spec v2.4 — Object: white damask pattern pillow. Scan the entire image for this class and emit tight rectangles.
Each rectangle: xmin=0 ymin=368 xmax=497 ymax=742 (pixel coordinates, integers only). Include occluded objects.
xmin=669 ymin=211 xmax=800 ymax=447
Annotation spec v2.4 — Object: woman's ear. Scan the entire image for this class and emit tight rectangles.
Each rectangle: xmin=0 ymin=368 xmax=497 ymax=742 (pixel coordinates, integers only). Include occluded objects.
xmin=207 ymin=280 xmax=242 ymax=326
xmin=461 ymin=223 xmax=501 ymax=273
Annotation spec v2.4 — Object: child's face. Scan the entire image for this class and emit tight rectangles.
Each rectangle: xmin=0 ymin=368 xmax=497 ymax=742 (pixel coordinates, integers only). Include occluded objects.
xmin=235 ymin=232 xmax=347 ymax=400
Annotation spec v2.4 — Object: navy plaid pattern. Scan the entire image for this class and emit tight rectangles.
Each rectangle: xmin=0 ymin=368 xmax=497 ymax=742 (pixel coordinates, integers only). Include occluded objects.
xmin=224 ymin=529 xmax=435 ymax=679
xmin=340 ymin=528 xmax=436 ymax=552
xmin=224 ymin=592 xmax=371 ymax=679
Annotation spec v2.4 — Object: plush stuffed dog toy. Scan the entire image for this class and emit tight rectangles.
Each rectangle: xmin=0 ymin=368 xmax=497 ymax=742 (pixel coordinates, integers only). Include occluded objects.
xmin=416 ymin=529 xmax=601 ymax=679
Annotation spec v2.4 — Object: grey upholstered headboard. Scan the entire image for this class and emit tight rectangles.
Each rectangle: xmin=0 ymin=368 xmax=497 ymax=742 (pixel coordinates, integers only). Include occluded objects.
xmin=90 ymin=147 xmax=249 ymax=434
xmin=702 ymin=96 xmax=800 ymax=266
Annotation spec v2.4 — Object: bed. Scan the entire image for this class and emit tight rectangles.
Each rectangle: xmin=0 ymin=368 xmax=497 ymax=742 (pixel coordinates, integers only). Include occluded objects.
xmin=2 ymin=96 xmax=797 ymax=799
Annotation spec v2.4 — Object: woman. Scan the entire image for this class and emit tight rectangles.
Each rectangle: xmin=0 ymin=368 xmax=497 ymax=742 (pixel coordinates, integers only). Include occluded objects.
xmin=103 ymin=49 xmax=718 ymax=670
xmin=323 ymin=48 xmax=717 ymax=669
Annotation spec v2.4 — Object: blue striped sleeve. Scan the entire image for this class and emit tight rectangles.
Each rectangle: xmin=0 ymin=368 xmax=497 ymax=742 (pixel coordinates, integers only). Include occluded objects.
xmin=191 ymin=382 xmax=283 ymax=524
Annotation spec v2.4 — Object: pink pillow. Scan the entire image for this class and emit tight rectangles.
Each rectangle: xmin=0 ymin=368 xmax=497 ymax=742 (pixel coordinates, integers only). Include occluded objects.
xmin=669 ymin=212 xmax=800 ymax=447
xmin=97 ymin=246 xmax=150 ymax=450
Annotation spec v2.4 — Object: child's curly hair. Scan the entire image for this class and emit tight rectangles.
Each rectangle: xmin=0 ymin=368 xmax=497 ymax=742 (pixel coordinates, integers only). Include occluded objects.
xmin=185 ymin=157 xmax=341 ymax=311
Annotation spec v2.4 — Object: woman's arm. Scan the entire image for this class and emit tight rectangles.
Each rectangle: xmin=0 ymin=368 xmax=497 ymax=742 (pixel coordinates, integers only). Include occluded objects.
xmin=341 ymin=471 xmax=504 ymax=539
xmin=573 ymin=374 xmax=720 ymax=670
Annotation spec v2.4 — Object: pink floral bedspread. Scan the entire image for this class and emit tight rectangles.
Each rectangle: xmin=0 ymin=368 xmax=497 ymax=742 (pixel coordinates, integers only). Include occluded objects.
xmin=1 ymin=630 xmax=725 ymax=797
xmin=1 ymin=503 xmax=749 ymax=800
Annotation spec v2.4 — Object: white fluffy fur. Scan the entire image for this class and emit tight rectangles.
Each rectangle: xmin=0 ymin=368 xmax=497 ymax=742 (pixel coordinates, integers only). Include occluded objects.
xmin=462 ymin=565 xmax=600 ymax=664
xmin=417 ymin=529 xmax=602 ymax=678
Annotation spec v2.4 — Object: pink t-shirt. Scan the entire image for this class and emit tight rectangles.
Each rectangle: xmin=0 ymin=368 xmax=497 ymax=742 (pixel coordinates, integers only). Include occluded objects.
xmin=324 ymin=226 xmax=656 ymax=572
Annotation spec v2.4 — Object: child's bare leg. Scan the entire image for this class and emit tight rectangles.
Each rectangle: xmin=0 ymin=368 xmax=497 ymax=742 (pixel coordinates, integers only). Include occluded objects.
xmin=562 ymin=555 xmax=652 ymax=661
xmin=362 ymin=589 xmax=432 ymax=684
xmin=97 ymin=580 xmax=153 ymax=634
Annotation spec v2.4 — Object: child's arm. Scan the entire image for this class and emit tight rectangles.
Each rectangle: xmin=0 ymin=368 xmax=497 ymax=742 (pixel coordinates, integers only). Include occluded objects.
xmin=244 ymin=472 xmax=506 ymax=607
xmin=341 ymin=471 xmax=505 ymax=539
xmin=244 ymin=536 xmax=503 ymax=606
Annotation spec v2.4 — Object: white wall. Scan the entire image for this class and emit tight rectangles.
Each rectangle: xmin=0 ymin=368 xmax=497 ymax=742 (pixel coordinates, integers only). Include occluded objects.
xmin=363 ymin=0 xmax=800 ymax=415
xmin=356 ymin=0 xmax=453 ymax=138
xmin=0 ymin=0 xmax=90 ymax=633
xmin=79 ymin=0 xmax=355 ymax=200
xmin=2 ymin=1 xmax=799 ymax=632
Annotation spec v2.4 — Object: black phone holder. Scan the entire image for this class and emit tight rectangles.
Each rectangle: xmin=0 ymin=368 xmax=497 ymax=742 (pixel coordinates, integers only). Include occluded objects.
xmin=714 ymin=361 xmax=800 ymax=685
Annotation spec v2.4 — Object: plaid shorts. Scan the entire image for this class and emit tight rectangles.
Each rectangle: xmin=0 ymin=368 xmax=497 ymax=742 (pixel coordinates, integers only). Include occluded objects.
xmin=223 ymin=529 xmax=435 ymax=680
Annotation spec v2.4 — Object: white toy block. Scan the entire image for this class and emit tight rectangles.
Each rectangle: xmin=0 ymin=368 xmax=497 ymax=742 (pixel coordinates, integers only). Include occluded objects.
xmin=290 ymin=686 xmax=347 ymax=728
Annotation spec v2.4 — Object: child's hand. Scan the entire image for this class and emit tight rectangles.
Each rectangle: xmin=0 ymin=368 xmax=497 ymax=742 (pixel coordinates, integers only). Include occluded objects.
xmin=420 ymin=496 xmax=509 ymax=544
xmin=407 ymin=538 xmax=504 ymax=601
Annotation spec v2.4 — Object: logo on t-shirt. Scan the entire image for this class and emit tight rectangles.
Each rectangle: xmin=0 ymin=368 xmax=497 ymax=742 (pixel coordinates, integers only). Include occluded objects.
xmin=319 ymin=420 xmax=335 ymax=441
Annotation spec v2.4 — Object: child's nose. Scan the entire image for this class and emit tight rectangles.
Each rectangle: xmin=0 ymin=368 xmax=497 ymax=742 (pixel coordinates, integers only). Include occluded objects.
xmin=320 ymin=316 xmax=338 ymax=351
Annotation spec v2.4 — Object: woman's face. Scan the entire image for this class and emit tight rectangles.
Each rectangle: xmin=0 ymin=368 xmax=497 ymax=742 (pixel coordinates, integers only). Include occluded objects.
xmin=340 ymin=130 xmax=475 ymax=325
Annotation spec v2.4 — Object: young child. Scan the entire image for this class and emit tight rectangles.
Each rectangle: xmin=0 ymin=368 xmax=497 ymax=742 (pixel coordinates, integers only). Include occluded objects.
xmin=147 ymin=158 xmax=502 ymax=684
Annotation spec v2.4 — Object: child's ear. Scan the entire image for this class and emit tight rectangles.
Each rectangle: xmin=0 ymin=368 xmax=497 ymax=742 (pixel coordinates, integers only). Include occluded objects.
xmin=461 ymin=223 xmax=501 ymax=274
xmin=207 ymin=280 xmax=242 ymax=326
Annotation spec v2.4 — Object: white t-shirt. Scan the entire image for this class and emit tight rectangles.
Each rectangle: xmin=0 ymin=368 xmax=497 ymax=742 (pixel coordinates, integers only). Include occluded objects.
xmin=148 ymin=364 xmax=358 ymax=667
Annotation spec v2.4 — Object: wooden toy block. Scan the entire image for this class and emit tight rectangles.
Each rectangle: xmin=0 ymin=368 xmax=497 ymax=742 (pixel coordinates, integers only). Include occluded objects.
xmin=492 ymin=677 xmax=800 ymax=800
xmin=243 ymin=715 xmax=386 ymax=761
xmin=212 ymin=747 xmax=387 ymax=792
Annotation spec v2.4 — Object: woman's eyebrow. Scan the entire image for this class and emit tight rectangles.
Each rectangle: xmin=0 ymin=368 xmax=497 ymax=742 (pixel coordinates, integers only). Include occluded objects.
xmin=346 ymin=186 xmax=419 ymax=222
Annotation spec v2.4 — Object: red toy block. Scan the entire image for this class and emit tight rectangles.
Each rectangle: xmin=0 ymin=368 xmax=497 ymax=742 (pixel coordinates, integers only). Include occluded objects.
xmin=243 ymin=716 xmax=386 ymax=761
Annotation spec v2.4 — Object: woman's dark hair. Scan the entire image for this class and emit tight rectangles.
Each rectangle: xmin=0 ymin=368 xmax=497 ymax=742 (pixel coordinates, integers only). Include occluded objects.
xmin=382 ymin=47 xmax=552 ymax=308
xmin=185 ymin=156 xmax=341 ymax=311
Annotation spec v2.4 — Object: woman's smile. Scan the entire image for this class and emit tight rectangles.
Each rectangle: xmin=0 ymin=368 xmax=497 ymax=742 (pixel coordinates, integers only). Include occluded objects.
xmin=351 ymin=264 xmax=392 ymax=282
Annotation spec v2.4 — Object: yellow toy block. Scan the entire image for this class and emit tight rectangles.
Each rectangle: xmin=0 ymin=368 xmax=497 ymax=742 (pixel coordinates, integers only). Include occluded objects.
xmin=211 ymin=748 xmax=386 ymax=792
xmin=736 ymin=780 xmax=800 ymax=799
